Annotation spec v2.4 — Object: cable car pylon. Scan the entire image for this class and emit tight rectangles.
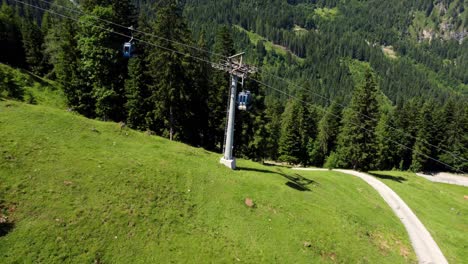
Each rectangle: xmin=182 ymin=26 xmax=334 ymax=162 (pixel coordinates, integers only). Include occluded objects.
xmin=212 ymin=52 xmax=257 ymax=169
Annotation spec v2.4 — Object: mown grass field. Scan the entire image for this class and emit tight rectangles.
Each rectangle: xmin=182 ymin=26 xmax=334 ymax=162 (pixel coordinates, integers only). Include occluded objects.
xmin=0 ymin=100 xmax=418 ymax=263
xmin=370 ymin=171 xmax=468 ymax=263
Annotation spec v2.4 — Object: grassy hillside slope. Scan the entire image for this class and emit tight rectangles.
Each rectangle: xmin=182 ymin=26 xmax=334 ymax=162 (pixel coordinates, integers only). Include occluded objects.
xmin=0 ymin=100 xmax=417 ymax=263
xmin=0 ymin=63 xmax=66 ymax=109
xmin=371 ymin=171 xmax=468 ymax=263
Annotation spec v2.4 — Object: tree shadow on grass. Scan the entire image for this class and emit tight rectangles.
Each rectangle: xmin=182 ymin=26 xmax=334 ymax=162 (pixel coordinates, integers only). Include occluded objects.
xmin=237 ymin=167 xmax=318 ymax=192
xmin=369 ymin=172 xmax=407 ymax=183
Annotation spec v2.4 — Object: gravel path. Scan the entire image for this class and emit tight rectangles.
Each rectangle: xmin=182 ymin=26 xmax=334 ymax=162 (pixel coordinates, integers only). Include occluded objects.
xmin=294 ymin=168 xmax=448 ymax=264
xmin=416 ymin=172 xmax=468 ymax=187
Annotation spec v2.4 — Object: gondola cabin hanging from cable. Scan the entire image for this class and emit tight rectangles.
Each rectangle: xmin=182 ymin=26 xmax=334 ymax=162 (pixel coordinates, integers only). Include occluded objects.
xmin=123 ymin=42 xmax=134 ymax=58
xmin=237 ymin=91 xmax=252 ymax=111
xmin=123 ymin=26 xmax=135 ymax=58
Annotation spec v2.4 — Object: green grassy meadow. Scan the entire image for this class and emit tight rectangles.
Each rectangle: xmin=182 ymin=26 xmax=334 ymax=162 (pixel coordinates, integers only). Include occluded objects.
xmin=0 ymin=100 xmax=417 ymax=263
xmin=370 ymin=171 xmax=468 ymax=263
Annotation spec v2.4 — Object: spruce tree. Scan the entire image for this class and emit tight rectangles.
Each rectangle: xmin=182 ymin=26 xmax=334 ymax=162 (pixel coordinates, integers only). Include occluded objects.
xmin=410 ymin=101 xmax=437 ymax=172
xmin=44 ymin=17 xmax=82 ymax=109
xmin=125 ymin=57 xmax=149 ymax=130
xmin=76 ymin=6 xmax=120 ymax=120
xmin=264 ymin=98 xmax=284 ymax=161
xmin=21 ymin=19 xmax=46 ymax=75
xmin=310 ymin=101 xmax=342 ymax=166
xmin=0 ymin=1 xmax=25 ymax=67
xmin=336 ymin=70 xmax=380 ymax=171
xmin=206 ymin=25 xmax=235 ymax=151
xmin=437 ymin=99 xmax=468 ymax=172
xmin=278 ymin=99 xmax=303 ymax=164
xmin=145 ymin=1 xmax=195 ymax=142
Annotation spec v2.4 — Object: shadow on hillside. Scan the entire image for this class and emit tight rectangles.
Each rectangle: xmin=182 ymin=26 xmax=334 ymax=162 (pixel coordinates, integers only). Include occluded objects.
xmin=237 ymin=167 xmax=318 ymax=192
xmin=369 ymin=172 xmax=407 ymax=183
xmin=262 ymin=162 xmax=291 ymax=169
xmin=0 ymin=222 xmax=14 ymax=237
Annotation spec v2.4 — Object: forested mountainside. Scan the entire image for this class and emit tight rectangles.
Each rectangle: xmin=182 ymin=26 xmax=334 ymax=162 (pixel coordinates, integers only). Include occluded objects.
xmin=1 ymin=0 xmax=467 ymax=172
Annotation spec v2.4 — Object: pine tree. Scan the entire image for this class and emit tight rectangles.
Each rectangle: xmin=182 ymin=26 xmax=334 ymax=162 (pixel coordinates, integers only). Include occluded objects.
xmin=76 ymin=6 xmax=120 ymax=120
xmin=206 ymin=25 xmax=235 ymax=151
xmin=0 ymin=1 xmax=25 ymax=67
xmin=310 ymin=101 xmax=342 ymax=166
xmin=21 ymin=19 xmax=46 ymax=75
xmin=375 ymin=108 xmax=397 ymax=170
xmin=125 ymin=56 xmax=149 ymax=130
xmin=437 ymin=99 xmax=468 ymax=172
xmin=278 ymin=99 xmax=303 ymax=164
xmin=145 ymin=1 xmax=195 ymax=142
xmin=190 ymin=31 xmax=211 ymax=147
xmin=410 ymin=101 xmax=437 ymax=172
xmin=393 ymin=99 xmax=421 ymax=170
xmin=44 ymin=17 xmax=82 ymax=109
xmin=336 ymin=70 xmax=380 ymax=171
xmin=296 ymin=91 xmax=317 ymax=165
xmin=234 ymin=76 xmax=269 ymax=161
xmin=264 ymin=98 xmax=284 ymax=161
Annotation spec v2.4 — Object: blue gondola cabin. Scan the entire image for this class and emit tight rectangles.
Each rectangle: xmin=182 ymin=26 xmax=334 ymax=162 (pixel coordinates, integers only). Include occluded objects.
xmin=123 ymin=42 xmax=133 ymax=58
xmin=237 ymin=91 xmax=252 ymax=111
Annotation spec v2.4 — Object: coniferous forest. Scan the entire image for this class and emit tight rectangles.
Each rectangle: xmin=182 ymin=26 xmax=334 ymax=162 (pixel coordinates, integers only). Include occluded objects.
xmin=1 ymin=0 xmax=467 ymax=172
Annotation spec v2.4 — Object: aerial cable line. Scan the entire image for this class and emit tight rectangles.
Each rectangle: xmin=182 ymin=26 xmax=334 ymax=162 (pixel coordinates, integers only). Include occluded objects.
xmin=31 ymin=0 xmax=466 ymax=163
xmin=14 ymin=0 xmax=466 ymax=174
xmin=249 ymin=77 xmax=466 ymax=174
xmin=255 ymin=68 xmax=468 ymax=163
xmin=33 ymin=0 xmax=227 ymax=60
xmin=12 ymin=0 xmax=217 ymax=67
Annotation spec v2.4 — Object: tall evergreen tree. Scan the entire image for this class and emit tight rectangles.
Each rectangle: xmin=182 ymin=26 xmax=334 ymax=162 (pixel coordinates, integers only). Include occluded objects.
xmin=44 ymin=17 xmax=81 ymax=108
xmin=145 ymin=1 xmax=196 ymax=141
xmin=392 ymin=99 xmax=421 ymax=170
xmin=410 ymin=101 xmax=438 ymax=172
xmin=310 ymin=101 xmax=342 ymax=166
xmin=76 ymin=6 xmax=119 ymax=119
xmin=336 ymin=70 xmax=380 ymax=171
xmin=278 ymin=99 xmax=303 ymax=164
xmin=437 ymin=99 xmax=468 ymax=172
xmin=125 ymin=56 xmax=149 ymax=130
xmin=0 ymin=1 xmax=24 ymax=67
xmin=206 ymin=25 xmax=235 ymax=151
xmin=21 ymin=18 xmax=46 ymax=75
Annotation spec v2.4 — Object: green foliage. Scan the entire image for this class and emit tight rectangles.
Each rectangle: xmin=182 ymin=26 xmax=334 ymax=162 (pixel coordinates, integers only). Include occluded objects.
xmin=0 ymin=63 xmax=65 ymax=108
xmin=145 ymin=1 xmax=203 ymax=143
xmin=310 ymin=101 xmax=342 ymax=166
xmin=204 ymin=26 xmax=234 ymax=151
xmin=324 ymin=151 xmax=339 ymax=169
xmin=336 ymin=70 xmax=381 ymax=171
xmin=0 ymin=1 xmax=25 ymax=67
xmin=77 ymin=6 xmax=119 ymax=120
xmin=437 ymin=99 xmax=468 ymax=172
xmin=278 ymin=100 xmax=303 ymax=164
xmin=125 ymin=57 xmax=149 ymax=130
xmin=410 ymin=101 xmax=438 ymax=172
xmin=20 ymin=19 xmax=46 ymax=75
xmin=44 ymin=18 xmax=81 ymax=108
